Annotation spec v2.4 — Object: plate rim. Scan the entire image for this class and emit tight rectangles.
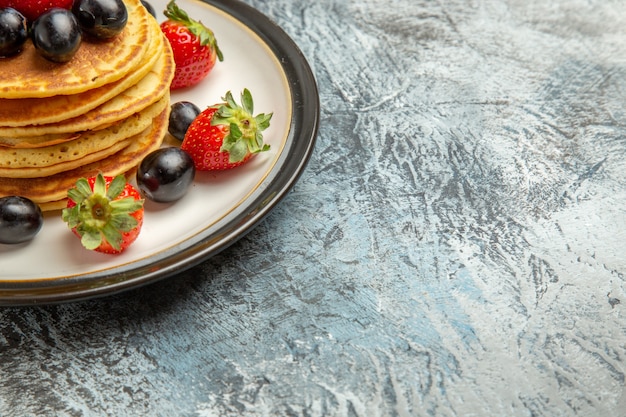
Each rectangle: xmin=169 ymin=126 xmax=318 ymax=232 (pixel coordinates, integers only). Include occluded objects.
xmin=0 ymin=0 xmax=320 ymax=306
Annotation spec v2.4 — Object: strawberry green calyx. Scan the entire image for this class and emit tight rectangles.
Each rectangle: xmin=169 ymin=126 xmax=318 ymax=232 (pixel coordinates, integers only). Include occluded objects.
xmin=62 ymin=174 xmax=143 ymax=251
xmin=163 ymin=0 xmax=223 ymax=62
xmin=211 ymin=88 xmax=273 ymax=163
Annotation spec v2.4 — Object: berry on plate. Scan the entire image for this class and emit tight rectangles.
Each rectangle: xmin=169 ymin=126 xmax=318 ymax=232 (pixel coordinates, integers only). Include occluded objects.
xmin=0 ymin=196 xmax=43 ymax=244
xmin=136 ymin=147 xmax=195 ymax=203
xmin=181 ymin=88 xmax=272 ymax=171
xmin=62 ymin=173 xmax=144 ymax=254
xmin=160 ymin=0 xmax=223 ymax=89
xmin=168 ymin=101 xmax=201 ymax=141
xmin=0 ymin=0 xmax=73 ymax=22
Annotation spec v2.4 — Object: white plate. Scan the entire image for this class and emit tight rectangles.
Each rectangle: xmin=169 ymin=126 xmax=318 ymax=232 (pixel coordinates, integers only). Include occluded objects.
xmin=0 ymin=0 xmax=319 ymax=305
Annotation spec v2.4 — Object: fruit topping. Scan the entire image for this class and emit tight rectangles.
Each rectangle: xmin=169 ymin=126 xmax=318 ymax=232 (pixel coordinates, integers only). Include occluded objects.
xmin=31 ymin=8 xmax=82 ymax=63
xmin=0 ymin=7 xmax=27 ymax=57
xmin=136 ymin=147 xmax=195 ymax=203
xmin=62 ymin=173 xmax=144 ymax=254
xmin=168 ymin=101 xmax=201 ymax=141
xmin=0 ymin=196 xmax=43 ymax=244
xmin=181 ymin=89 xmax=272 ymax=170
xmin=140 ymin=0 xmax=156 ymax=18
xmin=0 ymin=0 xmax=73 ymax=22
xmin=1 ymin=0 xmax=128 ymax=61
xmin=160 ymin=0 xmax=223 ymax=89
xmin=72 ymin=0 xmax=128 ymax=40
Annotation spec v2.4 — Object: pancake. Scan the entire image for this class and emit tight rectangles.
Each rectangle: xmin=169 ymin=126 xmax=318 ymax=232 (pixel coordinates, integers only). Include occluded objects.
xmin=0 ymin=95 xmax=168 ymax=176
xmin=0 ymin=0 xmax=152 ymax=99
xmin=0 ymin=88 xmax=169 ymax=150
xmin=0 ymin=132 xmax=81 ymax=149
xmin=0 ymin=39 xmax=174 ymax=139
xmin=0 ymin=21 xmax=163 ymax=128
xmin=0 ymin=106 xmax=170 ymax=209
xmin=0 ymin=137 xmax=136 ymax=179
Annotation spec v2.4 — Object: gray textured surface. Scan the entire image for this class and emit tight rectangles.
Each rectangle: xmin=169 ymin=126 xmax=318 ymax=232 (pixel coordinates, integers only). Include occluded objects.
xmin=1 ymin=0 xmax=626 ymax=415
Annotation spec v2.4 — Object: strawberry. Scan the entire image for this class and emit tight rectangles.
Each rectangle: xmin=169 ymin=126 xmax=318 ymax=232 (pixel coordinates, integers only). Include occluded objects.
xmin=0 ymin=0 xmax=73 ymax=21
xmin=181 ymin=89 xmax=272 ymax=170
xmin=160 ymin=0 xmax=223 ymax=90
xmin=61 ymin=173 xmax=144 ymax=254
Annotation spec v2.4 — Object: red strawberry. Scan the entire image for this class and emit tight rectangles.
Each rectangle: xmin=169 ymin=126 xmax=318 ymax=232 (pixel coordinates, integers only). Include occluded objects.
xmin=160 ymin=0 xmax=223 ymax=90
xmin=181 ymin=89 xmax=272 ymax=170
xmin=61 ymin=173 xmax=144 ymax=254
xmin=0 ymin=0 xmax=73 ymax=21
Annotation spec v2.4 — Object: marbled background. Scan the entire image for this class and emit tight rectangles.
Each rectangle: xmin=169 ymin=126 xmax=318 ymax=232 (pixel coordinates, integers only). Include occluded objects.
xmin=1 ymin=0 xmax=625 ymax=415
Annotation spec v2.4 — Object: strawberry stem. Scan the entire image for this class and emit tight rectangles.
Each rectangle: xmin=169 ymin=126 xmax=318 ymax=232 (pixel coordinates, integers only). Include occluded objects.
xmin=163 ymin=0 xmax=223 ymax=61
xmin=62 ymin=174 xmax=143 ymax=251
xmin=211 ymin=89 xmax=273 ymax=163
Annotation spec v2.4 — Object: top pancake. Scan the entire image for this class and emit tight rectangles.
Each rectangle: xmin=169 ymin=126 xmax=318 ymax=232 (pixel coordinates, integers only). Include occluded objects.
xmin=0 ymin=0 xmax=151 ymax=99
xmin=0 ymin=20 xmax=164 ymax=127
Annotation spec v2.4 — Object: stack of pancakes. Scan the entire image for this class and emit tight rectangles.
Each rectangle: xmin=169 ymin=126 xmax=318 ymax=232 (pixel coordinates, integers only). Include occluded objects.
xmin=0 ymin=0 xmax=175 ymax=211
